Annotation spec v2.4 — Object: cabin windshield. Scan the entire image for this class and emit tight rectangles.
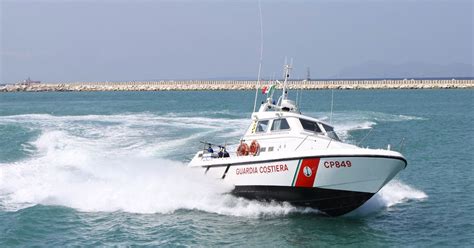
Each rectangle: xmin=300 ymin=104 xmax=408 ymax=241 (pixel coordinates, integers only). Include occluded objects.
xmin=256 ymin=120 xmax=269 ymax=133
xmin=321 ymin=123 xmax=341 ymax=141
xmin=271 ymin=118 xmax=290 ymax=131
xmin=299 ymin=118 xmax=322 ymax=133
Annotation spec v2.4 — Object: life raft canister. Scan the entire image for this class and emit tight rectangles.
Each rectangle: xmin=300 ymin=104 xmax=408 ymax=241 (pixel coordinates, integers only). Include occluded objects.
xmin=237 ymin=142 xmax=250 ymax=156
xmin=249 ymin=140 xmax=260 ymax=156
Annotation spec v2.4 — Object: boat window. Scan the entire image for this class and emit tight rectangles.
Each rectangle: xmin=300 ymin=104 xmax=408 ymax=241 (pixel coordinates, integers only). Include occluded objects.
xmin=321 ymin=123 xmax=334 ymax=132
xmin=271 ymin=119 xmax=290 ymax=131
xmin=299 ymin=119 xmax=322 ymax=133
xmin=321 ymin=123 xmax=341 ymax=141
xmin=256 ymin=120 xmax=269 ymax=133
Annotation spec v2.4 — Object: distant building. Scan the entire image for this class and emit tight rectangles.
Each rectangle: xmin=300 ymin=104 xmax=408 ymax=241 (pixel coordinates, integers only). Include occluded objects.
xmin=17 ymin=77 xmax=41 ymax=85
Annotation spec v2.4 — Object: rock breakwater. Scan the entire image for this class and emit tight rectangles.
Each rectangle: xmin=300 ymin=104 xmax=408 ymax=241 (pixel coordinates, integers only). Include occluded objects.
xmin=1 ymin=79 xmax=473 ymax=92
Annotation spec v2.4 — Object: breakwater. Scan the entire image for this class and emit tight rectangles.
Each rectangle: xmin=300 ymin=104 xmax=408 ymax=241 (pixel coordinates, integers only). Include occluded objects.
xmin=1 ymin=79 xmax=473 ymax=92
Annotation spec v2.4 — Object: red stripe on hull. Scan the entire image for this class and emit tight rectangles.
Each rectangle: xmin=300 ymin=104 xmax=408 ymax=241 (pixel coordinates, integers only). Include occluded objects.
xmin=295 ymin=158 xmax=320 ymax=187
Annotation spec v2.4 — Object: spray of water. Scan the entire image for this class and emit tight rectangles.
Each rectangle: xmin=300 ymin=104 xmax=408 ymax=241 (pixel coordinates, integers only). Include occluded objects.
xmin=347 ymin=180 xmax=428 ymax=217
xmin=0 ymin=128 xmax=316 ymax=217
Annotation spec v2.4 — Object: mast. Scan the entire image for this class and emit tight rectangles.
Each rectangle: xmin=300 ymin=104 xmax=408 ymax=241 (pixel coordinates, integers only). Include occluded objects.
xmin=280 ymin=63 xmax=292 ymax=105
xmin=252 ymin=0 xmax=264 ymax=113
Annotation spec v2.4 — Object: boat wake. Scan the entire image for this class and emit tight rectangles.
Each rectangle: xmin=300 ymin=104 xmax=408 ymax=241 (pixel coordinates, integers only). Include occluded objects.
xmin=0 ymin=112 xmax=426 ymax=217
xmin=311 ymin=110 xmax=426 ymax=141
xmin=0 ymin=133 xmax=311 ymax=217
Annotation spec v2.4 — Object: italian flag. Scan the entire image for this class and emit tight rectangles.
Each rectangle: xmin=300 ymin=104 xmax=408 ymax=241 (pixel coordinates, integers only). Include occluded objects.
xmin=262 ymin=84 xmax=276 ymax=95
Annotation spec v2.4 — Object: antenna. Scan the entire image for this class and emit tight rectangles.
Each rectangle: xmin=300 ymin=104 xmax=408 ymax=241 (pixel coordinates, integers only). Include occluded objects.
xmin=252 ymin=0 xmax=264 ymax=113
xmin=281 ymin=62 xmax=292 ymax=104
xmin=329 ymin=89 xmax=334 ymax=124
xmin=299 ymin=85 xmax=303 ymax=110
xmin=296 ymin=86 xmax=299 ymax=104
xmin=295 ymin=66 xmax=310 ymax=110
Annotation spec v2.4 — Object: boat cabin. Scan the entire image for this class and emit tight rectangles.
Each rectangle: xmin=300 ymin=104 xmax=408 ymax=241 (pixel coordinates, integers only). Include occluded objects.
xmin=244 ymin=111 xmax=340 ymax=142
xmin=192 ymin=63 xmax=360 ymax=162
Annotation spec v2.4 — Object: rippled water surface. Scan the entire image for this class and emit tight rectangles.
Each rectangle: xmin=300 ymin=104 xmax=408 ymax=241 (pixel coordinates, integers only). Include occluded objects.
xmin=0 ymin=90 xmax=472 ymax=246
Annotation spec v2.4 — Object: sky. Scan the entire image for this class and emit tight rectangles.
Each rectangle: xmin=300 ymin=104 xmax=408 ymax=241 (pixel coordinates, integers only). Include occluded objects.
xmin=1 ymin=0 xmax=473 ymax=83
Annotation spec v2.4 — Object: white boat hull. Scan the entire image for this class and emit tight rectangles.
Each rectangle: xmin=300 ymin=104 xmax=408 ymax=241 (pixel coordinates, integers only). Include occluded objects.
xmin=191 ymin=151 xmax=406 ymax=216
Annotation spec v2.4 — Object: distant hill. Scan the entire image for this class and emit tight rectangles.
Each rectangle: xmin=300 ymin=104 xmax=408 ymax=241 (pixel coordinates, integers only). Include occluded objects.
xmin=334 ymin=62 xmax=474 ymax=79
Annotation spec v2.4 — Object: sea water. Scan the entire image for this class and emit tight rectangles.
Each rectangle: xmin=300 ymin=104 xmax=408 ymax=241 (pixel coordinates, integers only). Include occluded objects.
xmin=0 ymin=90 xmax=472 ymax=246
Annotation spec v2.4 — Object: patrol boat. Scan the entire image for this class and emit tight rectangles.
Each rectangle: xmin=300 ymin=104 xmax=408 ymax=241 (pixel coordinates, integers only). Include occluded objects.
xmin=188 ymin=64 xmax=407 ymax=216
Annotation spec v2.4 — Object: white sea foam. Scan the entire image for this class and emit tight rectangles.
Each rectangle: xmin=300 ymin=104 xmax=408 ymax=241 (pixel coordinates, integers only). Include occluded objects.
xmin=0 ymin=130 xmax=308 ymax=217
xmin=347 ymin=180 xmax=428 ymax=217
xmin=0 ymin=113 xmax=249 ymax=158
xmin=0 ymin=111 xmax=426 ymax=217
xmin=310 ymin=111 xmax=426 ymax=142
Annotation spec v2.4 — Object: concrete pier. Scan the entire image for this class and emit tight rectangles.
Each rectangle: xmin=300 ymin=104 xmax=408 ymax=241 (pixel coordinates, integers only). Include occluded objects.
xmin=1 ymin=79 xmax=473 ymax=92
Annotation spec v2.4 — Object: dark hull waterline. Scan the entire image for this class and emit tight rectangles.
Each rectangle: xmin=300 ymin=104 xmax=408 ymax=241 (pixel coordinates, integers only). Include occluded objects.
xmin=232 ymin=185 xmax=374 ymax=217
